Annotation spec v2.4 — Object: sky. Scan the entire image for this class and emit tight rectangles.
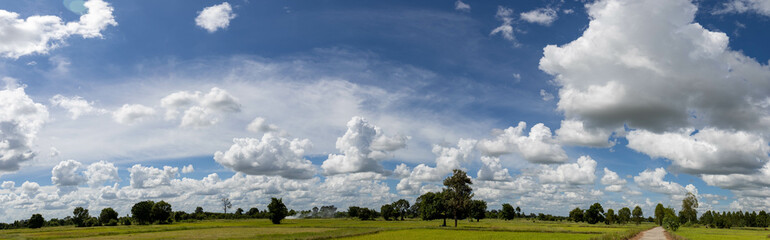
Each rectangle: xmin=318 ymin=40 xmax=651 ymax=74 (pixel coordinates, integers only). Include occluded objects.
xmin=1 ymin=0 xmax=770 ymax=222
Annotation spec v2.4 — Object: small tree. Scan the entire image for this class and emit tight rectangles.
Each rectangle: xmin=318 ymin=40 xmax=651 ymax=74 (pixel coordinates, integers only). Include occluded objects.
xmin=99 ymin=208 xmax=119 ymax=225
xmin=618 ymin=207 xmax=631 ymax=224
xmin=679 ymin=192 xmax=698 ymax=224
xmin=268 ymin=198 xmax=288 ymax=224
xmin=663 ymin=207 xmax=680 ymax=231
xmin=221 ymin=197 xmax=232 ymax=214
xmin=381 ymin=204 xmax=395 ymax=221
xmin=443 ymin=169 xmax=473 ymax=227
xmin=247 ymin=207 xmax=260 ymax=216
xmin=632 ymin=206 xmax=644 ymax=225
xmin=585 ymin=203 xmax=604 ymax=224
xmin=235 ymin=208 xmax=244 ymax=215
xmin=416 ymin=192 xmax=447 ymax=226
xmin=348 ymin=206 xmax=361 ymax=218
xmin=131 ymin=200 xmax=155 ymax=225
xmin=29 ymin=214 xmax=45 ymax=228
xmin=501 ymin=203 xmax=516 ymax=220
xmin=469 ymin=200 xmax=487 ymax=222
xmin=654 ymin=203 xmax=665 ymax=226
xmin=152 ymin=201 xmax=173 ymax=224
xmin=515 ymin=206 xmax=521 ymax=217
xmin=606 ymin=209 xmax=616 ymax=224
xmin=73 ymin=207 xmax=90 ymax=227
xmin=569 ymin=207 xmax=584 ymax=222
xmin=393 ymin=199 xmax=410 ymax=221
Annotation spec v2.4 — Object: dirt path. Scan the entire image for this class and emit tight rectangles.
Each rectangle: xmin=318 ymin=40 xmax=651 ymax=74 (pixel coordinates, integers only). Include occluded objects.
xmin=632 ymin=226 xmax=671 ymax=240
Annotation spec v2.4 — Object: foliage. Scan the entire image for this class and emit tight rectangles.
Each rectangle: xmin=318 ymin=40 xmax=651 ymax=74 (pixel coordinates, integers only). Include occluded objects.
xmin=654 ymin=203 xmax=665 ymax=226
xmin=663 ymin=207 xmax=680 ymax=231
xmin=679 ymin=192 xmax=698 ymax=224
xmin=132 ymin=200 xmax=155 ymax=225
xmin=357 ymin=208 xmax=378 ymax=220
xmin=632 ymin=206 xmax=643 ymax=225
xmin=585 ymin=203 xmax=604 ymax=224
xmin=381 ymin=204 xmax=396 ymax=221
xmin=416 ymin=191 xmax=447 ymax=224
xmin=469 ymin=199 xmax=487 ymax=222
xmin=221 ymin=197 xmax=232 ymax=214
xmin=348 ymin=206 xmax=361 ymax=218
xmin=617 ymin=207 xmax=630 ymax=224
xmin=605 ymin=209 xmax=616 ymax=225
xmin=119 ymin=216 xmax=132 ymax=225
xmin=502 ymin=203 xmax=516 ymax=221
xmin=443 ymin=169 xmax=473 ymax=227
xmin=393 ymin=199 xmax=410 ymax=221
xmin=73 ymin=207 xmax=91 ymax=227
xmin=268 ymin=197 xmax=288 ymax=224
xmin=28 ymin=214 xmax=44 ymax=228
xmin=569 ymin=207 xmax=584 ymax=222
xmin=152 ymin=200 xmax=173 ymax=224
xmin=247 ymin=207 xmax=260 ymax=216
xmin=99 ymin=208 xmax=119 ymax=225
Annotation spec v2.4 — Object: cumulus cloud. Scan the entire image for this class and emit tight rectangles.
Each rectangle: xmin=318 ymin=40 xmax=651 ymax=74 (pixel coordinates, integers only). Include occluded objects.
xmin=247 ymin=117 xmax=280 ymax=134
xmin=214 ymin=133 xmax=315 ymax=179
xmin=112 ymin=104 xmax=155 ymax=124
xmin=634 ymin=168 xmax=686 ymax=195
xmin=0 ymin=78 xmax=48 ymax=174
xmin=539 ymin=0 xmax=770 ymax=133
xmin=51 ymin=160 xmax=86 ymax=186
xmin=195 ymin=2 xmax=237 ymax=33
xmin=477 ymin=121 xmax=568 ymax=164
xmin=182 ymin=164 xmax=194 ymax=174
xmin=477 ymin=156 xmax=512 ymax=181
xmin=321 ymin=116 xmax=408 ymax=175
xmin=627 ymin=128 xmax=769 ymax=174
xmin=50 ymin=95 xmax=102 ymax=119
xmin=0 ymin=0 xmax=117 ymax=58
xmin=84 ymin=161 xmax=119 ymax=187
xmin=555 ymin=120 xmax=614 ymax=148
xmin=520 ymin=7 xmax=558 ymax=25
xmin=408 ymin=138 xmax=476 ymax=182
xmin=128 ymin=164 xmax=179 ymax=188
xmin=454 ymin=0 xmax=471 ymax=12
xmin=539 ymin=155 xmax=597 ymax=185
xmin=715 ymin=0 xmax=770 ymax=16
xmin=601 ymin=168 xmax=627 ymax=192
xmin=160 ymin=87 xmax=241 ymax=128
xmin=539 ymin=89 xmax=554 ymax=101
xmin=490 ymin=6 xmax=518 ymax=46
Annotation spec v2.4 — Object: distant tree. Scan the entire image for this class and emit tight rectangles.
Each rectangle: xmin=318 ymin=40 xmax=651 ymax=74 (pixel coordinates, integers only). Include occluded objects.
xmin=443 ymin=169 xmax=473 ymax=227
xmin=268 ymin=198 xmax=288 ymax=224
xmin=757 ymin=211 xmax=769 ymax=228
xmin=29 ymin=214 xmax=45 ymax=228
xmin=605 ymin=209 xmax=616 ymax=224
xmin=632 ymin=206 xmax=644 ymax=225
xmin=357 ymin=208 xmax=377 ymax=220
xmin=195 ymin=207 xmax=204 ymax=215
xmin=73 ymin=207 xmax=90 ymax=227
xmin=99 ymin=208 xmax=119 ymax=225
xmin=700 ymin=210 xmax=714 ymax=227
xmin=663 ymin=207 xmax=679 ymax=231
xmin=220 ymin=197 xmax=232 ymax=214
xmin=654 ymin=203 xmax=665 ymax=226
xmin=515 ymin=206 xmax=521 ymax=217
xmin=348 ymin=206 xmax=361 ymax=219
xmin=569 ymin=207 xmax=584 ymax=222
xmin=381 ymin=204 xmax=396 ymax=221
xmin=501 ymin=203 xmax=516 ymax=221
xmin=416 ymin=191 xmax=448 ymax=226
xmin=393 ymin=199 xmax=410 ymax=220
xmin=152 ymin=201 xmax=173 ymax=224
xmin=618 ymin=207 xmax=631 ymax=224
xmin=235 ymin=208 xmax=244 ymax=215
xmin=247 ymin=207 xmax=259 ymax=216
xmin=585 ymin=203 xmax=605 ymax=224
xmin=469 ymin=200 xmax=487 ymax=222
xmin=679 ymin=192 xmax=698 ymax=224
xmin=131 ymin=200 xmax=155 ymax=225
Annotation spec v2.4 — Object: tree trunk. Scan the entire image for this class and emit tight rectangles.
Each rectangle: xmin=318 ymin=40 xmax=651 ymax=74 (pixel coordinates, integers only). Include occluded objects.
xmin=442 ymin=217 xmax=446 ymax=226
xmin=454 ymin=217 xmax=457 ymax=227
xmin=476 ymin=219 xmax=479 ymax=222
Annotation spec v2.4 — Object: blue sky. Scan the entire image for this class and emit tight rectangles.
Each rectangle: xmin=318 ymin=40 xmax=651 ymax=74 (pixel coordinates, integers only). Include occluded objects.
xmin=0 ymin=0 xmax=769 ymax=222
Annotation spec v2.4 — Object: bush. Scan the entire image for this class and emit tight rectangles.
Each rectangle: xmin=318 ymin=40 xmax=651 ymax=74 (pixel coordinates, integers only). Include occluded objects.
xmin=119 ymin=217 xmax=132 ymax=226
xmin=28 ymin=214 xmax=45 ymax=228
xmin=664 ymin=215 xmax=680 ymax=232
xmin=99 ymin=208 xmax=119 ymax=225
xmin=85 ymin=217 xmax=100 ymax=227
xmin=105 ymin=219 xmax=118 ymax=226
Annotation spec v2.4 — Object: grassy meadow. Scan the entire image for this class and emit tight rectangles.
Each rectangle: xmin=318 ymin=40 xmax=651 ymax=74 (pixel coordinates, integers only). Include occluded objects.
xmin=670 ymin=226 xmax=770 ymax=240
xmin=0 ymin=218 xmax=654 ymax=240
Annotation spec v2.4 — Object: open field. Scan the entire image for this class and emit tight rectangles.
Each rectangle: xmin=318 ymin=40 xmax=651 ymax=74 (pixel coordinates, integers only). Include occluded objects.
xmin=671 ymin=226 xmax=770 ymax=240
xmin=0 ymin=218 xmax=653 ymax=240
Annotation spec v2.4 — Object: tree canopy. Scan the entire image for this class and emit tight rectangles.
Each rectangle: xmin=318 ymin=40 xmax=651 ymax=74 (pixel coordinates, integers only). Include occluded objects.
xmin=268 ymin=198 xmax=288 ymax=224
xmin=443 ymin=169 xmax=473 ymax=227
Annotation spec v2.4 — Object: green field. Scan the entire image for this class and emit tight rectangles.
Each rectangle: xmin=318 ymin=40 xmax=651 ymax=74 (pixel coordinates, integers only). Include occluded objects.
xmin=671 ymin=226 xmax=770 ymax=240
xmin=0 ymin=218 xmax=653 ymax=240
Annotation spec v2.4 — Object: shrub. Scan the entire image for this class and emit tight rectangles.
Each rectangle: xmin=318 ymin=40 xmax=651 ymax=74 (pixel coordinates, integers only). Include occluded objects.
xmin=105 ymin=219 xmax=118 ymax=226
xmin=28 ymin=214 xmax=45 ymax=228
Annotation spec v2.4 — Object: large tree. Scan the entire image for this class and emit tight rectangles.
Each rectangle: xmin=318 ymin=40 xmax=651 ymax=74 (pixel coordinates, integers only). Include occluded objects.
xmin=28 ymin=214 xmax=45 ymax=228
xmin=585 ymin=203 xmax=605 ymax=224
xmin=393 ymin=199 xmax=410 ymax=221
xmin=501 ymin=203 xmax=516 ymax=221
xmin=416 ymin=191 xmax=447 ymax=226
xmin=268 ymin=198 xmax=288 ymax=224
xmin=618 ymin=207 xmax=631 ymax=224
xmin=469 ymin=200 xmax=487 ymax=222
xmin=99 ymin=208 xmax=119 ymax=225
xmin=381 ymin=204 xmax=396 ymax=221
xmin=606 ymin=209 xmax=616 ymax=224
xmin=632 ymin=206 xmax=644 ymax=225
xmin=152 ymin=201 xmax=173 ymax=224
xmin=654 ymin=203 xmax=665 ymax=226
xmin=679 ymin=192 xmax=699 ymax=224
xmin=73 ymin=207 xmax=90 ymax=227
xmin=443 ymin=169 xmax=473 ymax=227
xmin=569 ymin=207 xmax=583 ymax=222
xmin=131 ymin=200 xmax=155 ymax=225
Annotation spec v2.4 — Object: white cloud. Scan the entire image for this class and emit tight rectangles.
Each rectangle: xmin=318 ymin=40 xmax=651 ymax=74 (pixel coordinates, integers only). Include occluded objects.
xmin=454 ymin=0 xmax=471 ymax=12
xmin=0 ymin=0 xmax=116 ymax=58
xmin=321 ymin=116 xmax=408 ymax=175
xmin=128 ymin=164 xmax=179 ymax=189
xmin=112 ymin=104 xmax=155 ymax=124
xmin=196 ymin=2 xmax=237 ymax=33
xmin=1 ymin=181 xmax=13 ymax=189
xmin=490 ymin=6 xmax=518 ymax=46
xmin=477 ymin=122 xmax=568 ymax=164
xmin=392 ymin=163 xmax=410 ymax=179
xmin=563 ymin=9 xmax=574 ymax=14
xmin=600 ymin=168 xmax=627 ymax=192
xmin=539 ymin=89 xmax=554 ymax=101
xmin=84 ymin=161 xmax=119 ymax=187
xmin=634 ymin=168 xmax=686 ymax=196
xmin=214 ymin=133 xmax=315 ymax=179
xmin=408 ymin=138 xmax=476 ymax=182
xmin=50 ymin=95 xmax=101 ymax=119
xmin=627 ymin=128 xmax=769 ymax=174
xmin=247 ymin=117 xmax=280 ymax=134
xmin=715 ymin=0 xmax=770 ymax=16
xmin=182 ymin=164 xmax=194 ymax=174
xmin=539 ymin=0 xmax=770 ymax=133
xmin=555 ymin=120 xmax=614 ymax=148
xmin=521 ymin=8 xmax=558 ymax=25
xmin=0 ymin=78 xmax=49 ymax=174
xmin=477 ymin=156 xmax=512 ymax=181
xmin=51 ymin=160 xmax=86 ymax=186
xmin=539 ymin=155 xmax=597 ymax=185
xmin=160 ymin=87 xmax=241 ymax=128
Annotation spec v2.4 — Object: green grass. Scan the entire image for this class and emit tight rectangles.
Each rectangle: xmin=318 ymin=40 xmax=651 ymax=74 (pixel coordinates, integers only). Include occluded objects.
xmin=0 ymin=218 xmax=655 ymax=240
xmin=670 ymin=226 xmax=770 ymax=240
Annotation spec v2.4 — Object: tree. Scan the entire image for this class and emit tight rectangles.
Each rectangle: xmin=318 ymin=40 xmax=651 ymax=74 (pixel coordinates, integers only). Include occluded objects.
xmin=663 ymin=207 xmax=680 ymax=231
xmin=416 ymin=191 xmax=448 ymax=226
xmin=569 ymin=207 xmax=584 ymax=222
xmin=501 ymin=203 xmax=516 ymax=220
xmin=29 ymin=214 xmax=45 ymax=228
xmin=381 ymin=204 xmax=396 ymax=221
xmin=268 ymin=198 xmax=288 ymax=224
xmin=757 ymin=211 xmax=769 ymax=228
xmin=99 ymin=208 xmax=119 ymax=225
xmin=606 ymin=209 xmax=616 ymax=224
xmin=443 ymin=169 xmax=473 ymax=227
xmin=221 ymin=197 xmax=232 ymax=214
xmin=585 ymin=203 xmax=605 ymax=224
xmin=152 ymin=201 xmax=173 ymax=224
xmin=654 ymin=203 xmax=665 ymax=226
xmin=632 ymin=206 xmax=644 ymax=225
xmin=679 ymin=192 xmax=698 ymax=224
xmin=469 ymin=200 xmax=487 ymax=222
xmin=247 ymin=207 xmax=260 ymax=216
xmin=348 ymin=206 xmax=361 ymax=218
xmin=235 ymin=208 xmax=244 ymax=215
xmin=393 ymin=199 xmax=410 ymax=220
xmin=73 ymin=207 xmax=90 ymax=227
xmin=618 ymin=207 xmax=631 ymax=224
xmin=131 ymin=200 xmax=155 ymax=225
xmin=195 ymin=207 xmax=204 ymax=214
xmin=515 ymin=206 xmax=521 ymax=217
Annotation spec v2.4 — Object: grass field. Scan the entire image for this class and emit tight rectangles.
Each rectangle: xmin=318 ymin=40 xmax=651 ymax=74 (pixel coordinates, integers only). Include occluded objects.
xmin=671 ymin=226 xmax=770 ymax=240
xmin=0 ymin=218 xmax=654 ymax=240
